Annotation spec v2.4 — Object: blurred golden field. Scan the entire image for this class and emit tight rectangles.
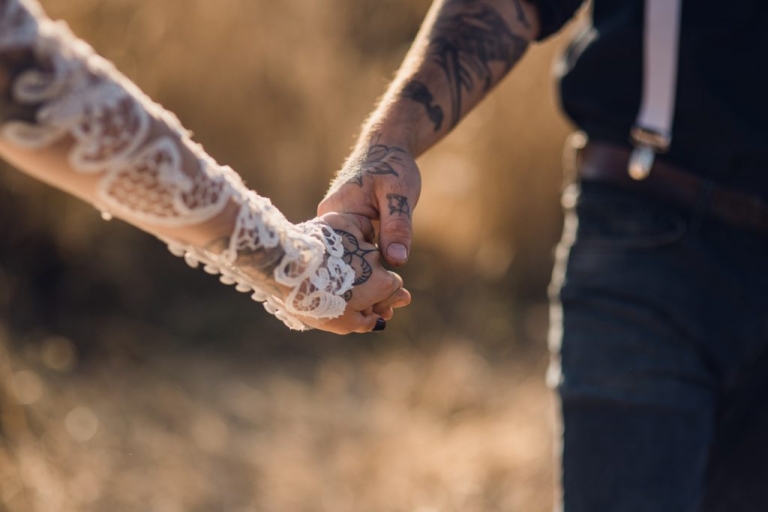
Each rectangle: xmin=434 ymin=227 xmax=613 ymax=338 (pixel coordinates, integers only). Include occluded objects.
xmin=0 ymin=0 xmax=584 ymax=510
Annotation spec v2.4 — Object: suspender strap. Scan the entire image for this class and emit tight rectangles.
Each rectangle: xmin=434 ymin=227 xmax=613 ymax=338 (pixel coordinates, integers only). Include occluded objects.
xmin=629 ymin=0 xmax=683 ymax=180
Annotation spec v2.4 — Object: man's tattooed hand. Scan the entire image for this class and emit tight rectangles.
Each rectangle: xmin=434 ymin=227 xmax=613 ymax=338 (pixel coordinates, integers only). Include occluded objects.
xmin=386 ymin=194 xmax=411 ymax=218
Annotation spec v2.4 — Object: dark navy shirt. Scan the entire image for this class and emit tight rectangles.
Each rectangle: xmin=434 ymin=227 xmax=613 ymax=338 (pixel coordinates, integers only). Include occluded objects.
xmin=531 ymin=0 xmax=768 ymax=198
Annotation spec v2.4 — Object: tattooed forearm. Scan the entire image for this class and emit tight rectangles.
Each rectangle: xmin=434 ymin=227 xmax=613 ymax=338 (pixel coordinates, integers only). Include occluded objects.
xmin=428 ymin=0 xmax=529 ymax=128
xmin=513 ymin=0 xmax=531 ymax=29
xmin=401 ymin=80 xmax=444 ymax=132
xmin=335 ymin=229 xmax=376 ymax=287
xmin=341 ymin=134 xmax=405 ymax=187
xmin=386 ymin=194 xmax=411 ymax=218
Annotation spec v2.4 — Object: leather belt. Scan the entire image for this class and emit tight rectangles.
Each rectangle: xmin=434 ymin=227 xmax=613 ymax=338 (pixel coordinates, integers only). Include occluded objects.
xmin=575 ymin=141 xmax=768 ymax=237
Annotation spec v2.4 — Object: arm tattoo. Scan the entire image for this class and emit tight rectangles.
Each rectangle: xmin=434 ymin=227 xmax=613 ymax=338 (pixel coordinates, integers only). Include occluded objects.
xmin=335 ymin=229 xmax=376 ymax=287
xmin=401 ymin=80 xmax=444 ymax=132
xmin=513 ymin=0 xmax=531 ymax=29
xmin=428 ymin=0 xmax=529 ymax=128
xmin=342 ymin=134 xmax=405 ymax=187
xmin=386 ymin=194 xmax=411 ymax=218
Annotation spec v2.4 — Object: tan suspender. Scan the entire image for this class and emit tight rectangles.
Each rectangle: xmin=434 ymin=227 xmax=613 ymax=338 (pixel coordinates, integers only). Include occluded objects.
xmin=628 ymin=0 xmax=683 ymax=180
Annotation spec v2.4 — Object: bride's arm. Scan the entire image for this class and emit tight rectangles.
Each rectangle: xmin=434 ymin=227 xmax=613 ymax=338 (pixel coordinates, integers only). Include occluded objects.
xmin=0 ymin=0 xmax=406 ymax=332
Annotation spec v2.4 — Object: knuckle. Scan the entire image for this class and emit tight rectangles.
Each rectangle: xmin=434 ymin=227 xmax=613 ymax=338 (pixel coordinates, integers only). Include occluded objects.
xmin=354 ymin=214 xmax=375 ymax=236
xmin=366 ymin=275 xmax=394 ymax=300
xmin=388 ymin=178 xmax=420 ymax=195
xmin=381 ymin=217 xmax=412 ymax=240
xmin=317 ymin=197 xmax=338 ymax=214
xmin=389 ymin=271 xmax=404 ymax=289
xmin=372 ymin=272 xmax=401 ymax=297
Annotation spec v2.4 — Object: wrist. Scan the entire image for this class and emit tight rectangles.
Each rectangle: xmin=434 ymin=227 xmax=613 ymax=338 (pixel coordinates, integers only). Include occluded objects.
xmin=359 ymin=102 xmax=422 ymax=156
xmin=359 ymin=129 xmax=411 ymax=152
xmin=353 ymin=127 xmax=419 ymax=171
xmin=359 ymin=72 xmax=449 ymax=158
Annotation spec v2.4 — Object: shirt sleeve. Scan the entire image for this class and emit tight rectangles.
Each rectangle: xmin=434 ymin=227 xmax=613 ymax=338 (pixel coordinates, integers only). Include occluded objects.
xmin=526 ymin=0 xmax=586 ymax=40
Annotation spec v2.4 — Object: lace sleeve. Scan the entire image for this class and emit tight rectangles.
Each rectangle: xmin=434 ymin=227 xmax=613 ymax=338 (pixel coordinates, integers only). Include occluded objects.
xmin=0 ymin=0 xmax=355 ymax=330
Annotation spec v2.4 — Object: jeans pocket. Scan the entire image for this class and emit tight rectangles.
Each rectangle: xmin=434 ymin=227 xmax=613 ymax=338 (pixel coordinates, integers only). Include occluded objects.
xmin=572 ymin=183 xmax=689 ymax=250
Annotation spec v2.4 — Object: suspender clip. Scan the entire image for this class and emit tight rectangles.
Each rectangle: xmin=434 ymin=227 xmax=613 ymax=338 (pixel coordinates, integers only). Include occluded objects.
xmin=629 ymin=126 xmax=670 ymax=181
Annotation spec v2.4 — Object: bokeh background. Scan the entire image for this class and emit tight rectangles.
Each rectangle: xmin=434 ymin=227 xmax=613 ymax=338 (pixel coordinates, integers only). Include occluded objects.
xmin=0 ymin=0 xmax=585 ymax=510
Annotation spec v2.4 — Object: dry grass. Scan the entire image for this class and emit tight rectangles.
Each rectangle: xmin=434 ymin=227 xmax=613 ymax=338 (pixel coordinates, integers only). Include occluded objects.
xmin=0 ymin=329 xmax=555 ymax=512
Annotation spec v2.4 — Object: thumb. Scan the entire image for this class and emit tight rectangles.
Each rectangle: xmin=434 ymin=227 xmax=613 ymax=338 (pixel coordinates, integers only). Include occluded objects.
xmin=379 ymin=192 xmax=414 ymax=267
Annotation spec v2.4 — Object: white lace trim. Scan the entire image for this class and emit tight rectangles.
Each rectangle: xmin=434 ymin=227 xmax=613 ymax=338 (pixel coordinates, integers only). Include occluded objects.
xmin=0 ymin=0 xmax=354 ymax=330
xmin=166 ymin=217 xmax=354 ymax=331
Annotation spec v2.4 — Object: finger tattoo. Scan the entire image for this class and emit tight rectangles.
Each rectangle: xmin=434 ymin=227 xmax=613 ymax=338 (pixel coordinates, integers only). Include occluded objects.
xmin=386 ymin=194 xmax=411 ymax=218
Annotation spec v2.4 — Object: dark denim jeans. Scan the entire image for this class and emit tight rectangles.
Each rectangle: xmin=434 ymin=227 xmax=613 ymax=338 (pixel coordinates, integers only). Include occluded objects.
xmin=549 ymin=180 xmax=768 ymax=512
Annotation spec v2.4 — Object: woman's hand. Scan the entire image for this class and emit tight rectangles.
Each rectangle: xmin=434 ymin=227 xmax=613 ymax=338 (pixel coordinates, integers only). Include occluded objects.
xmin=300 ymin=212 xmax=411 ymax=335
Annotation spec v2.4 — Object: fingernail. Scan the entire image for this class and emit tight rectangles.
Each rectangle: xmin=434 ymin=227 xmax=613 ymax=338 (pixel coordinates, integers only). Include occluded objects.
xmin=373 ymin=318 xmax=387 ymax=332
xmin=387 ymin=243 xmax=408 ymax=262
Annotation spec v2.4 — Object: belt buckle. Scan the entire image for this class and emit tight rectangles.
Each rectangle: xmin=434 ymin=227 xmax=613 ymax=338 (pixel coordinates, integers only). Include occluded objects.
xmin=629 ymin=126 xmax=671 ymax=181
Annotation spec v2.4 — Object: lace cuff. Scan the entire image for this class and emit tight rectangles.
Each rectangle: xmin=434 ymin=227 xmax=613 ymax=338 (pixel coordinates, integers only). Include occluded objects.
xmin=0 ymin=0 xmax=355 ymax=330
xmin=165 ymin=213 xmax=354 ymax=331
